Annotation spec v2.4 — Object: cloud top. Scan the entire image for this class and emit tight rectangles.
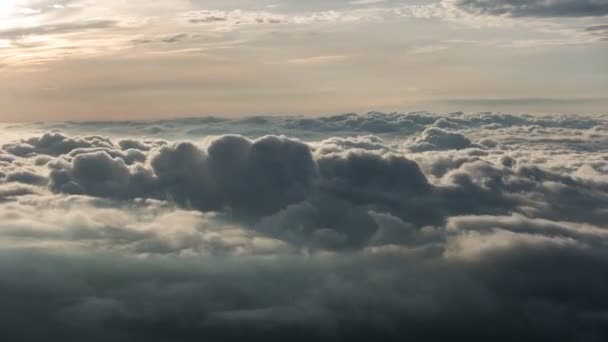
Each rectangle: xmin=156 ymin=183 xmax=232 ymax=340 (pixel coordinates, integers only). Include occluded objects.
xmin=1 ymin=111 xmax=608 ymax=340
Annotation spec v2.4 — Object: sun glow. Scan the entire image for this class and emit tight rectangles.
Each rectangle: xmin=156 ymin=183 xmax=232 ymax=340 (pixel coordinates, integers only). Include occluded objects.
xmin=0 ymin=1 xmax=16 ymax=19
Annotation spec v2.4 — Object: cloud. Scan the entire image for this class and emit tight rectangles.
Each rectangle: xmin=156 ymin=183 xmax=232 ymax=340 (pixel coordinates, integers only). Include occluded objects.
xmin=149 ymin=135 xmax=317 ymax=217
xmin=4 ymin=112 xmax=607 ymax=239
xmin=181 ymin=4 xmax=452 ymax=32
xmin=161 ymin=33 xmax=189 ymax=43
xmin=49 ymin=151 xmax=154 ymax=198
xmin=287 ymin=55 xmax=350 ymax=65
xmin=3 ymin=132 xmax=115 ymax=157
xmin=408 ymin=127 xmax=475 ymax=151
xmin=1 ymin=111 xmax=608 ymax=340
xmin=0 ymin=198 xmax=607 ymax=341
xmin=452 ymin=0 xmax=608 ymax=18
xmin=0 ymin=20 xmax=119 ymax=40
xmin=586 ymin=24 xmax=608 ymax=40
xmin=442 ymin=97 xmax=608 ymax=107
xmin=350 ymin=0 xmax=386 ymax=5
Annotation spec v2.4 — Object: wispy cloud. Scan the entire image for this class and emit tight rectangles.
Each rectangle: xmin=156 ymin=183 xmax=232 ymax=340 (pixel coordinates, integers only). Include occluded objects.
xmin=287 ymin=55 xmax=350 ymax=65
xmin=585 ymin=24 xmax=608 ymax=40
xmin=350 ymin=0 xmax=386 ymax=5
xmin=409 ymin=45 xmax=449 ymax=54
xmin=452 ymin=0 xmax=608 ymax=18
xmin=0 ymin=0 xmax=606 ymax=119
xmin=0 ymin=20 xmax=119 ymax=39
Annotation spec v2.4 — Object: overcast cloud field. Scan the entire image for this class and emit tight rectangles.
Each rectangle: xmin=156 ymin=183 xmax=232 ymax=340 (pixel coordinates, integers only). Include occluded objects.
xmin=0 ymin=111 xmax=607 ymax=341
xmin=2 ymin=0 xmax=608 ymax=340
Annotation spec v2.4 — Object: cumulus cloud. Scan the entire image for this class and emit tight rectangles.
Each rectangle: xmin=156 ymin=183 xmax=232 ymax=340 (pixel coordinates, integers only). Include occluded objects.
xmin=3 ymin=132 xmax=115 ymax=157
xmin=408 ymin=127 xmax=476 ymax=151
xmin=1 ymin=111 xmax=608 ymax=340
xmin=149 ymin=135 xmax=317 ymax=216
xmin=49 ymin=151 xmax=154 ymax=198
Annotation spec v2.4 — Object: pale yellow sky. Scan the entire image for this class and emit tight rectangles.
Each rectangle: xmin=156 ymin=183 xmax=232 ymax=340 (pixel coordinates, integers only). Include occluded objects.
xmin=0 ymin=0 xmax=607 ymax=121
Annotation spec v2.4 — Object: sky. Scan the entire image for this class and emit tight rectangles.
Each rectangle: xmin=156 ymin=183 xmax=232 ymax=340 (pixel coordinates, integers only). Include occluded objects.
xmin=0 ymin=0 xmax=607 ymax=121
xmin=3 ymin=2 xmax=608 ymax=340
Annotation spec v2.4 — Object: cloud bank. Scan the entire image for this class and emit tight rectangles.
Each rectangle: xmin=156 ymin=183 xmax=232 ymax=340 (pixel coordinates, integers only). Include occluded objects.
xmin=1 ymin=111 xmax=608 ymax=341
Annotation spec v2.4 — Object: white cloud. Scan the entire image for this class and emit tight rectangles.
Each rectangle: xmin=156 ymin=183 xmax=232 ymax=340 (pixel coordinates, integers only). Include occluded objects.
xmin=287 ymin=55 xmax=350 ymax=65
xmin=350 ymin=0 xmax=386 ymax=5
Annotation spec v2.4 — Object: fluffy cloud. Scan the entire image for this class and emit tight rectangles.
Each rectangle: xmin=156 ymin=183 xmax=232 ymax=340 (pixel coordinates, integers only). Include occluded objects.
xmin=149 ymin=135 xmax=317 ymax=216
xmin=1 ymin=111 xmax=608 ymax=340
xmin=408 ymin=127 xmax=476 ymax=151
xmin=3 ymin=132 xmax=115 ymax=157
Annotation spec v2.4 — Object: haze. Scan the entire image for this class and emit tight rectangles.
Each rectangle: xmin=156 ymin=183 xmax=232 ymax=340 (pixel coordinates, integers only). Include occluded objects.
xmin=0 ymin=0 xmax=607 ymax=121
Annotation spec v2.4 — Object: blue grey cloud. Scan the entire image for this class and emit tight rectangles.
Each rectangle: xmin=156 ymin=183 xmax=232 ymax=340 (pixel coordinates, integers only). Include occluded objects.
xmin=1 ymin=111 xmax=608 ymax=341
xmin=454 ymin=0 xmax=608 ymax=17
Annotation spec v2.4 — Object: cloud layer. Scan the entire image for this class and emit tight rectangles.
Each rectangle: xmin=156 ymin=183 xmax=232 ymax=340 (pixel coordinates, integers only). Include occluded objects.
xmin=1 ymin=111 xmax=608 ymax=340
xmin=453 ymin=0 xmax=608 ymax=17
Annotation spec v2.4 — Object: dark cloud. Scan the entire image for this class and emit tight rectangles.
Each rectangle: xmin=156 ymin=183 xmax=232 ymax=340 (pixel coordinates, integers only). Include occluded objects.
xmin=409 ymin=127 xmax=476 ymax=151
xmin=15 ymin=130 xmax=600 ymax=248
xmin=0 ymin=183 xmax=39 ymax=201
xmin=317 ymin=151 xmax=431 ymax=196
xmin=4 ymin=171 xmax=48 ymax=186
xmin=586 ymin=24 xmax=608 ymax=31
xmin=0 ymin=227 xmax=607 ymax=341
xmin=453 ymin=0 xmax=608 ymax=18
xmin=189 ymin=16 xmax=228 ymax=24
xmin=0 ymin=111 xmax=608 ymax=341
xmin=150 ymin=135 xmax=317 ymax=217
xmin=49 ymin=151 xmax=153 ymax=198
xmin=161 ymin=33 xmax=189 ymax=43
